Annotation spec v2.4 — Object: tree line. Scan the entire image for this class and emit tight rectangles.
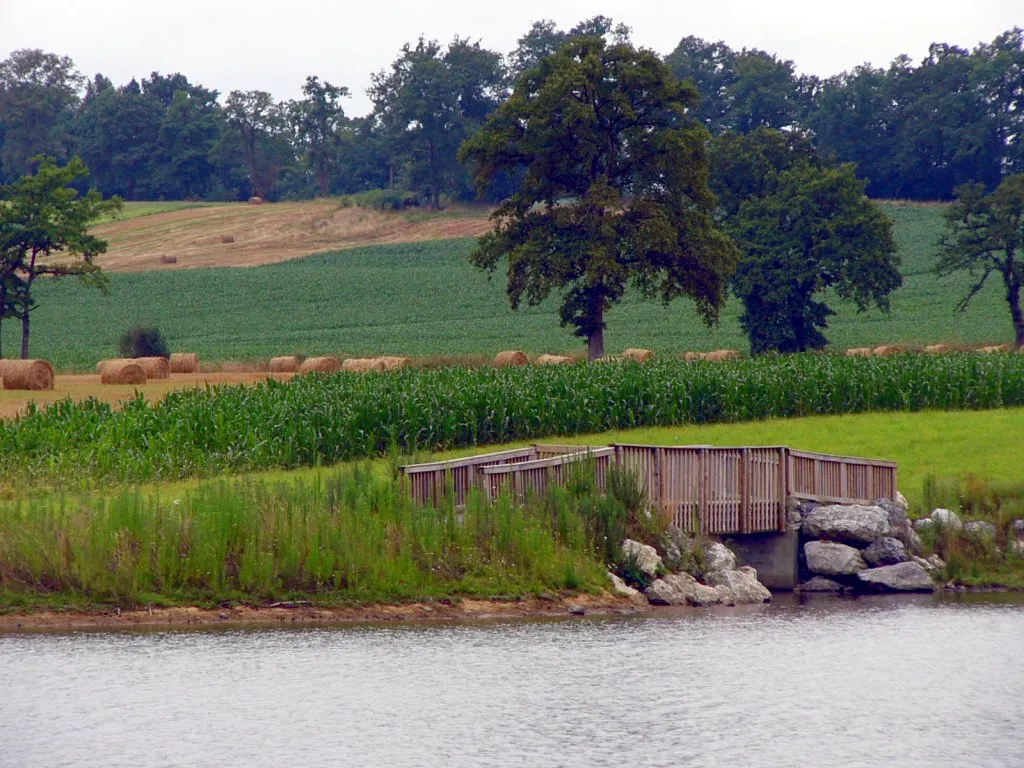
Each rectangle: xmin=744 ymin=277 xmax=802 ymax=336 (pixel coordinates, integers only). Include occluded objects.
xmin=1 ymin=20 xmax=1021 ymax=205
xmin=2 ymin=23 xmax=1022 ymax=360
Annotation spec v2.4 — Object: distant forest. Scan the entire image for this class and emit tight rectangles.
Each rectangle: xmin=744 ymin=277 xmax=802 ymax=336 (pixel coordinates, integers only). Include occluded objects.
xmin=1 ymin=18 xmax=1021 ymax=203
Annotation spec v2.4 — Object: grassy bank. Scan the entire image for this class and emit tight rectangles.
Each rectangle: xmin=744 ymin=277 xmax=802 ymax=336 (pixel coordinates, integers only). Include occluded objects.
xmin=2 ymin=353 xmax=1024 ymax=486
xmin=0 ymin=464 xmax=616 ymax=610
xmin=3 ymin=203 xmax=1019 ymax=369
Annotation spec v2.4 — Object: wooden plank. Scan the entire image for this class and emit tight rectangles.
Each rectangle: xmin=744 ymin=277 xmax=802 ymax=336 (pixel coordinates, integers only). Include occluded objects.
xmin=400 ymin=447 xmax=538 ymax=473
xmin=699 ymin=447 xmax=708 ymax=535
xmin=739 ymin=448 xmax=749 ymax=534
xmin=480 ymin=447 xmax=615 ymax=475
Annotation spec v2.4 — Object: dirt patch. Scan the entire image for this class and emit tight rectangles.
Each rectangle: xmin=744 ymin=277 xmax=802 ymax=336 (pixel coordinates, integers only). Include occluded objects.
xmin=89 ymin=202 xmax=494 ymax=272
xmin=0 ymin=371 xmax=295 ymax=420
xmin=0 ymin=594 xmax=647 ymax=631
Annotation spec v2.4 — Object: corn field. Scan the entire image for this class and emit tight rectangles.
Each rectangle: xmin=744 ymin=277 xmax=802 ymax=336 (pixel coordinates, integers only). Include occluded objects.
xmin=1 ymin=352 xmax=1023 ymax=485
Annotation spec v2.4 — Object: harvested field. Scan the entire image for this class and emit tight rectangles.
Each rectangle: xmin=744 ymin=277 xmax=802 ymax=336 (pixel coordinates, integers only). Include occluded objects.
xmin=90 ymin=201 xmax=493 ymax=272
xmin=0 ymin=371 xmax=295 ymax=420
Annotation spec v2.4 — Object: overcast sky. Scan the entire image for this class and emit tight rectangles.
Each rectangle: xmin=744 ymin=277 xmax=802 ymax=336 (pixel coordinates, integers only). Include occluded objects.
xmin=2 ymin=0 xmax=1020 ymax=116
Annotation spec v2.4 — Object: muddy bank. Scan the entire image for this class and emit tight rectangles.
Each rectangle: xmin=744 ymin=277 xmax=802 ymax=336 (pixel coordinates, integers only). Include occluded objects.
xmin=0 ymin=593 xmax=647 ymax=631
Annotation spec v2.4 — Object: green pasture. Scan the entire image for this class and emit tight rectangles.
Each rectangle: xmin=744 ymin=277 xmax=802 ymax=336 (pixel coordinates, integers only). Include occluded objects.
xmin=97 ymin=200 xmax=225 ymax=222
xmin=0 ymin=203 xmax=1017 ymax=369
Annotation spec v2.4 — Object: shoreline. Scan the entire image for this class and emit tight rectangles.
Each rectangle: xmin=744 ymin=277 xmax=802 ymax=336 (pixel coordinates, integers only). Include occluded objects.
xmin=0 ymin=594 xmax=647 ymax=631
xmin=3 ymin=585 xmax=1020 ymax=632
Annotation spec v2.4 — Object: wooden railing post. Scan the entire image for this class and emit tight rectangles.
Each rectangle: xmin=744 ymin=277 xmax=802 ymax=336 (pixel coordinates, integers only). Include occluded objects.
xmin=654 ymin=447 xmax=663 ymax=515
xmin=739 ymin=448 xmax=749 ymax=534
xmin=698 ymin=447 xmax=708 ymax=534
xmin=778 ymin=447 xmax=788 ymax=531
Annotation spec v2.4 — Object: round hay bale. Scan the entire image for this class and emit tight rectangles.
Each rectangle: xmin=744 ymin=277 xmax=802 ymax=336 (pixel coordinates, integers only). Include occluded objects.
xmin=703 ymin=349 xmax=742 ymax=362
xmin=924 ymin=344 xmax=952 ymax=354
xmin=248 ymin=196 xmax=264 ymax=206
xmin=845 ymin=347 xmax=874 ymax=357
xmin=683 ymin=351 xmax=705 ymax=361
xmin=378 ymin=356 xmax=412 ymax=371
xmin=134 ymin=357 xmax=170 ymax=379
xmin=298 ymin=356 xmax=342 ymax=374
xmin=341 ymin=358 xmax=385 ymax=373
xmin=622 ymin=348 xmax=655 ymax=363
xmin=100 ymin=360 xmax=147 ymax=385
xmin=169 ymin=352 xmax=199 ymax=373
xmin=269 ymin=356 xmax=301 ymax=373
xmin=219 ymin=234 xmax=235 ymax=244
xmin=494 ymin=350 xmax=529 ymax=367
xmin=873 ymin=345 xmax=901 ymax=357
xmin=158 ymin=255 xmax=178 ymax=264
xmin=979 ymin=343 xmax=1015 ymax=353
xmin=0 ymin=359 xmax=54 ymax=391
xmin=535 ymin=354 xmax=572 ymax=365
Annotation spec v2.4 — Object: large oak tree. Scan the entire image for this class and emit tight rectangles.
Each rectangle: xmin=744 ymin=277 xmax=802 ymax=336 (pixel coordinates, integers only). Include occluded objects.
xmin=939 ymin=174 xmax=1024 ymax=347
xmin=460 ymin=37 xmax=738 ymax=359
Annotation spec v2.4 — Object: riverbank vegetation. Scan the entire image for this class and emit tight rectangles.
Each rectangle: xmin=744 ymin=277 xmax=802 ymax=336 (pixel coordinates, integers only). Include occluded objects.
xmin=919 ymin=476 xmax=1024 ymax=588
xmin=0 ymin=464 xmax=619 ymax=609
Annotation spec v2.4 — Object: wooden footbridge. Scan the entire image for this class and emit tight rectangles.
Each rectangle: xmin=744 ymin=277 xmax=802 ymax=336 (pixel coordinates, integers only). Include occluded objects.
xmin=400 ymin=443 xmax=897 ymax=535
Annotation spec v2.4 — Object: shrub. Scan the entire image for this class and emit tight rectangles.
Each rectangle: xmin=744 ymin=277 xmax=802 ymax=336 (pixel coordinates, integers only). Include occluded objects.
xmin=118 ymin=326 xmax=170 ymax=359
xmin=339 ymin=189 xmax=421 ymax=211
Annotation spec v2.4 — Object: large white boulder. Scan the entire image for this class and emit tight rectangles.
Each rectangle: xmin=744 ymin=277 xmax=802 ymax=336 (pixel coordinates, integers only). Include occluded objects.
xmin=857 ymin=561 xmax=935 ymax=592
xmin=930 ymin=508 xmax=963 ymax=531
xmin=704 ymin=566 xmax=772 ymax=604
xmin=804 ymin=541 xmax=867 ymax=576
xmin=645 ymin=573 xmax=725 ymax=607
xmin=802 ymin=504 xmax=891 ymax=546
xmin=703 ymin=542 xmax=737 ymax=573
xmin=620 ymin=539 xmax=663 ymax=578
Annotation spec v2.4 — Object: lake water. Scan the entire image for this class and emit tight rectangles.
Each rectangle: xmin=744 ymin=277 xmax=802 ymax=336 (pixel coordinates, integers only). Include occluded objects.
xmin=1 ymin=594 xmax=1022 ymax=768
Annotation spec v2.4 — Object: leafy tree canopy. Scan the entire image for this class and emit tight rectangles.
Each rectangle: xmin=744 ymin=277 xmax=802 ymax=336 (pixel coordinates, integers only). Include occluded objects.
xmin=727 ymin=155 xmax=901 ymax=354
xmin=460 ymin=37 xmax=738 ymax=359
xmin=939 ymin=174 xmax=1024 ymax=347
xmin=0 ymin=156 xmax=121 ymax=357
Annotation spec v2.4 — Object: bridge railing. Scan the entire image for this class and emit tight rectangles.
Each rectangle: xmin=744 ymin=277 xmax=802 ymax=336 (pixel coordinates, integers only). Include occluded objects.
xmin=400 ymin=443 xmax=898 ymax=536
xmin=788 ymin=449 xmax=898 ymax=505
xmin=480 ymin=447 xmax=615 ymax=502
xmin=400 ymin=444 xmax=594 ymax=508
xmin=613 ymin=444 xmax=788 ymax=534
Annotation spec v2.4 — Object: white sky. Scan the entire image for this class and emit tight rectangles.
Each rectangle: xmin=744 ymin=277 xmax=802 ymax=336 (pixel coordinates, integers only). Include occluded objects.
xmin=1 ymin=0 xmax=1020 ymax=116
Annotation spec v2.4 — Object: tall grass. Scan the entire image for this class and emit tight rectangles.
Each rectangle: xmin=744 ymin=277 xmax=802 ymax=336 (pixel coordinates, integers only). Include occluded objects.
xmin=0 ymin=465 xmax=611 ymax=607
xmin=919 ymin=474 xmax=1024 ymax=587
xmin=2 ymin=352 xmax=1024 ymax=485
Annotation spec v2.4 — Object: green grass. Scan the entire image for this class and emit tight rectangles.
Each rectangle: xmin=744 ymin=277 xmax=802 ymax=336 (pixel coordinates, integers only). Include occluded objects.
xmin=97 ymin=200 xmax=226 ymax=222
xmin=2 ymin=353 xmax=1023 ymax=489
xmin=534 ymin=409 xmax=1024 ymax=514
xmin=2 ymin=203 xmax=1017 ymax=370
xmin=0 ymin=464 xmax=613 ymax=609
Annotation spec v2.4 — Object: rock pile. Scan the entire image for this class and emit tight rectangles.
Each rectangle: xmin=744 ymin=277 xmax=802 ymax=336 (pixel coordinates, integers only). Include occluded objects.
xmin=795 ymin=499 xmax=937 ymax=593
xmin=611 ymin=537 xmax=772 ymax=608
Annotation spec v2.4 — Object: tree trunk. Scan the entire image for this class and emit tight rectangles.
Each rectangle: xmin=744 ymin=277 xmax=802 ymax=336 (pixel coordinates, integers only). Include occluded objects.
xmin=1009 ymin=277 xmax=1024 ymax=348
xmin=587 ymin=327 xmax=605 ymax=361
xmin=20 ymin=310 xmax=29 ymax=359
